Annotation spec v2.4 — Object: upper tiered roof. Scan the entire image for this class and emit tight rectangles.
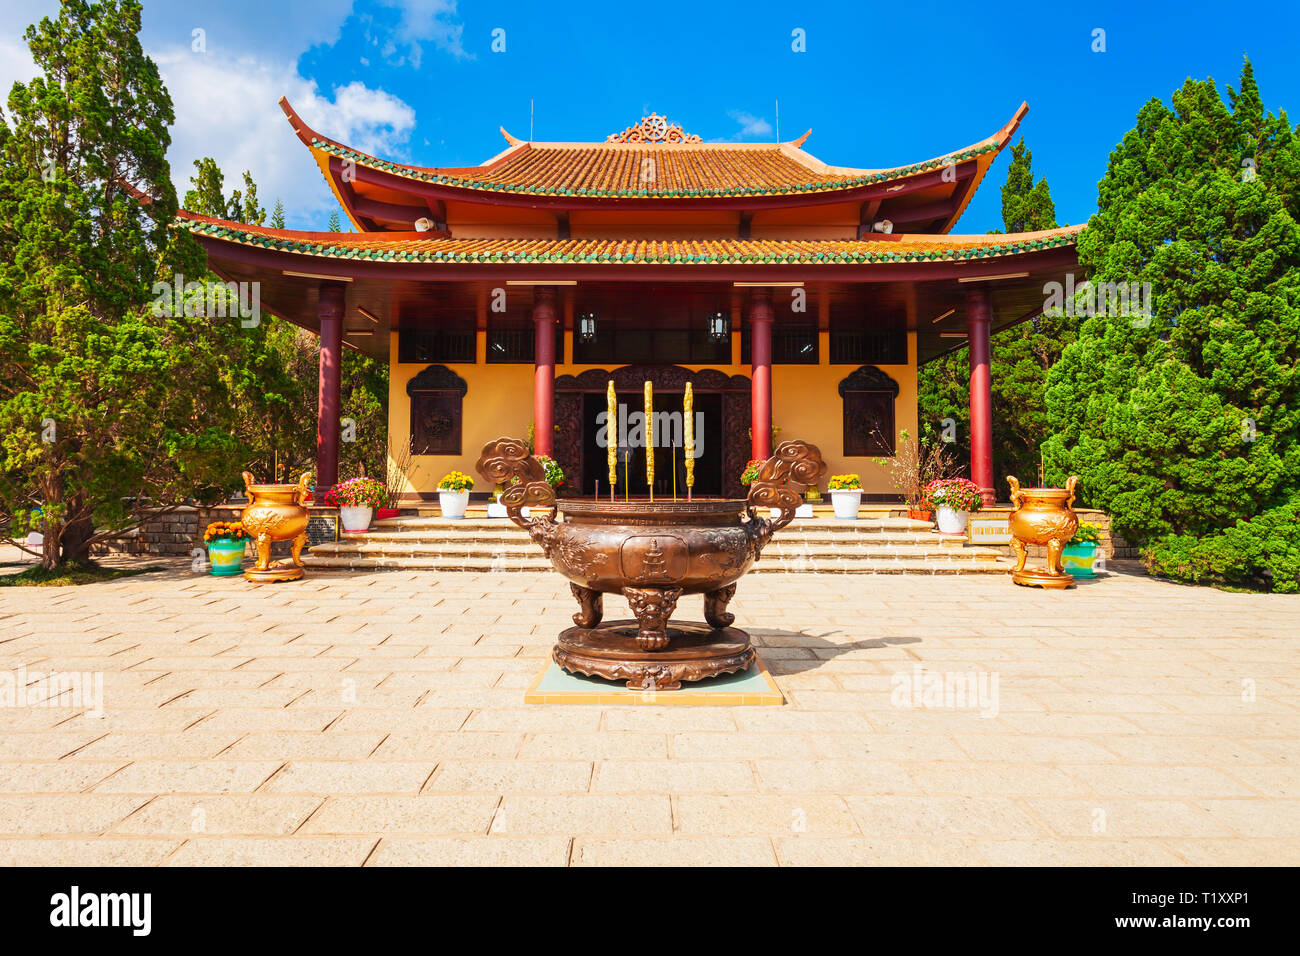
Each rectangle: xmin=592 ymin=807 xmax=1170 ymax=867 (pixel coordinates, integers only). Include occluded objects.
xmin=281 ymin=99 xmax=1028 ymax=234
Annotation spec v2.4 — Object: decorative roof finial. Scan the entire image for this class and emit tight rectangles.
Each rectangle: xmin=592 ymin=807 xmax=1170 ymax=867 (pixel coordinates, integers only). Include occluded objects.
xmin=607 ymin=113 xmax=702 ymax=144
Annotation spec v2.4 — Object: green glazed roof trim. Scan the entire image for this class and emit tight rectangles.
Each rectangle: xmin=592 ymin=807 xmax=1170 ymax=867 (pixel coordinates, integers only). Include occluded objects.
xmin=180 ymin=218 xmax=1082 ymax=266
xmin=310 ymin=137 xmax=1002 ymax=199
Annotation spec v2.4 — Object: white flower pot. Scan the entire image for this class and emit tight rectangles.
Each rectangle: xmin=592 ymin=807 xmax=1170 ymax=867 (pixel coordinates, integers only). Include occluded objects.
xmin=830 ymin=488 xmax=863 ymax=520
xmin=438 ymin=489 xmax=470 ymax=519
xmin=935 ymin=505 xmax=969 ymax=535
xmin=339 ymin=505 xmax=373 ymax=534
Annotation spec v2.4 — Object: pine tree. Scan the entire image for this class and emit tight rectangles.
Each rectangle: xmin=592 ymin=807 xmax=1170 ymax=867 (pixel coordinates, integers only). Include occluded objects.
xmin=1045 ymin=59 xmax=1300 ymax=590
xmin=0 ymin=0 xmax=235 ymax=568
xmin=270 ymin=198 xmax=286 ymax=229
xmin=327 ymin=210 xmax=341 ymax=232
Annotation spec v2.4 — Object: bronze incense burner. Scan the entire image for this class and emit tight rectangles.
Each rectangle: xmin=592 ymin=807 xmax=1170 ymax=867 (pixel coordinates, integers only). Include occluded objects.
xmin=1006 ymin=475 xmax=1080 ymax=589
xmin=477 ymin=437 xmax=827 ymax=689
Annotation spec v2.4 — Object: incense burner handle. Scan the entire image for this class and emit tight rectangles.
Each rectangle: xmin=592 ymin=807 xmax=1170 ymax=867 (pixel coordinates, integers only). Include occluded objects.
xmin=1007 ymin=475 xmax=1023 ymax=517
xmin=745 ymin=440 xmax=827 ymax=554
xmin=475 ymin=437 xmax=558 ymax=531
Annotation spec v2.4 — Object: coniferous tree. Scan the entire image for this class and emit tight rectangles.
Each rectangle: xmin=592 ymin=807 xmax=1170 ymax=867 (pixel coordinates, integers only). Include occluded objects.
xmin=0 ymin=0 xmax=236 ymax=569
xmin=270 ymin=197 xmax=286 ymax=229
xmin=1046 ymin=60 xmax=1300 ymax=591
xmin=327 ymin=210 xmax=341 ymax=232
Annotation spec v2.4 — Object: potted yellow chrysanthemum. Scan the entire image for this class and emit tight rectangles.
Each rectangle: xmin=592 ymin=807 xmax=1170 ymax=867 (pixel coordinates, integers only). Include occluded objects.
xmin=437 ymin=470 xmax=474 ymax=519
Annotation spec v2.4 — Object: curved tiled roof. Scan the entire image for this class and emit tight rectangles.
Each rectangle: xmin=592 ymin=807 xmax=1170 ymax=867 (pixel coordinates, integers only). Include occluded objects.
xmin=308 ymin=137 xmax=1005 ymax=200
xmin=283 ymin=98 xmax=1027 ymax=202
xmin=179 ymin=213 xmax=1082 ymax=266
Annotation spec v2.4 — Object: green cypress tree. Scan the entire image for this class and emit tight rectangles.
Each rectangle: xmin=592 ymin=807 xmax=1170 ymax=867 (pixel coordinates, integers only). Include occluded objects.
xmin=327 ymin=210 xmax=341 ymax=232
xmin=0 ymin=1 xmax=236 ymax=569
xmin=1045 ymin=60 xmax=1300 ymax=591
xmin=270 ymin=197 xmax=286 ymax=229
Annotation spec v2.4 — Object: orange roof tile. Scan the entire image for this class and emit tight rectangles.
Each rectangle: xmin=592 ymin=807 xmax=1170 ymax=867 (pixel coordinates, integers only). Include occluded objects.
xmin=179 ymin=212 xmax=1082 ymax=266
xmin=281 ymin=98 xmax=1027 ymax=202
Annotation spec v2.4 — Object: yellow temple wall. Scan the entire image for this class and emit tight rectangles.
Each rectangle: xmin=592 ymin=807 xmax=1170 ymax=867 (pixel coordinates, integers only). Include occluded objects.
xmin=387 ymin=330 xmax=918 ymax=499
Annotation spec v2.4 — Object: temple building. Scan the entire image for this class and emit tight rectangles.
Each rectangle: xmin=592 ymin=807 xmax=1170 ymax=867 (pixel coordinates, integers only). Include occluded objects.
xmin=180 ymin=99 xmax=1081 ymax=504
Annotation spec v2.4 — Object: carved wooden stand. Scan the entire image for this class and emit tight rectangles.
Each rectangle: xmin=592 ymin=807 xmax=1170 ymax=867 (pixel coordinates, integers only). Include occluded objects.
xmin=477 ymin=438 xmax=826 ymax=690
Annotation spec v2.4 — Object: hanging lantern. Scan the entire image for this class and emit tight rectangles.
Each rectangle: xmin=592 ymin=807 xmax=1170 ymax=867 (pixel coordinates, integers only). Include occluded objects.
xmin=578 ymin=312 xmax=598 ymax=343
xmin=707 ymin=311 xmax=730 ymax=342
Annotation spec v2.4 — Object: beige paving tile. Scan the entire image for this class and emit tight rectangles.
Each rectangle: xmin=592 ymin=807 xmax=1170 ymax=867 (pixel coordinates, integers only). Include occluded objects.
xmin=164 ymin=837 xmax=377 ymax=866
xmin=775 ymin=836 xmax=986 ymax=866
xmin=0 ymin=795 xmax=148 ymax=834
xmin=496 ymin=795 xmax=673 ymax=836
xmin=1026 ymin=799 xmax=1236 ymax=838
xmin=0 ymin=838 xmax=182 ymax=866
xmin=427 ymin=760 xmax=592 ymax=793
xmin=369 ymin=837 xmax=571 ymax=866
xmin=573 ymin=837 xmax=776 ymax=866
xmin=300 ymin=795 xmax=500 ymax=834
xmin=1194 ymin=799 xmax=1300 ymax=837
xmin=113 ymin=795 xmax=322 ymax=835
xmin=91 ymin=760 xmax=282 ymax=794
xmin=845 ymin=796 xmax=1046 ymax=837
xmin=973 ymin=839 xmax=1185 ymax=866
xmin=592 ymin=761 xmax=754 ymax=793
xmin=676 ymin=795 xmax=859 ymax=836
xmin=0 ymin=761 xmax=128 ymax=793
xmin=260 ymin=761 xmax=435 ymax=794
xmin=1059 ymin=764 xmax=1257 ymax=797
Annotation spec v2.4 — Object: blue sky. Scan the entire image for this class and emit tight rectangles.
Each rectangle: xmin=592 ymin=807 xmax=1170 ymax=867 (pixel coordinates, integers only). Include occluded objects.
xmin=2 ymin=0 xmax=1298 ymax=232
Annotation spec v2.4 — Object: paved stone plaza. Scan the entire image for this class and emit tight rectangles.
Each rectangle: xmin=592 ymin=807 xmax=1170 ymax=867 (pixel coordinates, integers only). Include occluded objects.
xmin=1 ymin=561 xmax=1297 ymax=866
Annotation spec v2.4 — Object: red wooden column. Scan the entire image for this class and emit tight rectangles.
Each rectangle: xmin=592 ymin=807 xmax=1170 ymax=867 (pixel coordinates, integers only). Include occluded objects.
xmin=532 ymin=287 xmax=558 ymax=457
xmin=316 ymin=282 xmax=345 ymax=493
xmin=749 ymin=289 xmax=774 ymax=461
xmin=965 ymin=284 xmax=996 ymax=507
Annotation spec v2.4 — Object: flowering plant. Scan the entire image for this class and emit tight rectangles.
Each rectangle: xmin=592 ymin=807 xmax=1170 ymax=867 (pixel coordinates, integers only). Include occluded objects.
xmin=325 ymin=476 xmax=387 ymax=509
xmin=739 ymin=459 xmax=763 ymax=486
xmin=535 ymin=455 xmax=564 ymax=487
xmin=437 ymin=470 xmax=474 ymax=492
xmin=827 ymin=474 xmax=862 ymax=490
xmin=204 ymin=520 xmax=249 ymax=543
xmin=1070 ymin=522 xmax=1102 ymax=545
xmin=922 ymin=477 xmax=983 ymax=513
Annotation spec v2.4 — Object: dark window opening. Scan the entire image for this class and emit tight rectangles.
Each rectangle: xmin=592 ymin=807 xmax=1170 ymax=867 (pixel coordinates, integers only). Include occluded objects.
xmin=398 ymin=322 xmax=475 ymax=364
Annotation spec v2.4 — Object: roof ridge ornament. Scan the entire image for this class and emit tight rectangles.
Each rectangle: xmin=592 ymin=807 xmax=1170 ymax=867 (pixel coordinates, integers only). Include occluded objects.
xmin=606 ymin=113 xmax=702 ymax=144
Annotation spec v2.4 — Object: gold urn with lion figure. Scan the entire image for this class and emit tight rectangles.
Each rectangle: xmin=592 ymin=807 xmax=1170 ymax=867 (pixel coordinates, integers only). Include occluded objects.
xmin=1006 ymin=475 xmax=1080 ymax=589
xmin=239 ymin=470 xmax=312 ymax=583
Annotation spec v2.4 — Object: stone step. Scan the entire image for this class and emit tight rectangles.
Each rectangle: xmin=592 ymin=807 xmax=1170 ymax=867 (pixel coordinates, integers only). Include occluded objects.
xmin=373 ymin=515 xmax=935 ymax=533
xmin=346 ymin=529 xmax=964 ymax=548
xmin=308 ymin=540 xmax=1000 ymax=562
xmin=302 ymin=554 xmax=1012 ymax=574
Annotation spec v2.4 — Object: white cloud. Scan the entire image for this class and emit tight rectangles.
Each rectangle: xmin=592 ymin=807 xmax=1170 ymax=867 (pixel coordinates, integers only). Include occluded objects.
xmin=154 ymin=48 xmax=415 ymax=228
xmin=729 ymin=110 xmax=774 ymax=138
xmin=377 ymin=0 xmax=469 ymax=66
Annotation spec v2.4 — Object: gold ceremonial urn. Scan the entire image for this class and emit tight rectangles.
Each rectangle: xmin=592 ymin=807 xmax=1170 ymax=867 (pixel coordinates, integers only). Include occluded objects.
xmin=240 ymin=471 xmax=312 ymax=583
xmin=1007 ymin=475 xmax=1080 ymax=589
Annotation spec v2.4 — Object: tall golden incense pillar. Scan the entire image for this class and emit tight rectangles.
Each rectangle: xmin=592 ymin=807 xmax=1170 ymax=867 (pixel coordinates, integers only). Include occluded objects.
xmin=684 ymin=382 xmax=695 ymax=498
xmin=644 ymin=381 xmax=654 ymax=501
xmin=606 ymin=380 xmax=617 ymax=500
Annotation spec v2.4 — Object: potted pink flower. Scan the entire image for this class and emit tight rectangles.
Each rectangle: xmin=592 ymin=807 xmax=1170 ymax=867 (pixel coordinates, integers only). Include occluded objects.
xmin=326 ymin=477 xmax=387 ymax=534
xmin=922 ymin=477 xmax=983 ymax=535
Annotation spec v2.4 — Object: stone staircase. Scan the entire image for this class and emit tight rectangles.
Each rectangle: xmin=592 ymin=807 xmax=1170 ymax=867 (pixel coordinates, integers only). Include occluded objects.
xmin=302 ymin=509 xmax=1011 ymax=575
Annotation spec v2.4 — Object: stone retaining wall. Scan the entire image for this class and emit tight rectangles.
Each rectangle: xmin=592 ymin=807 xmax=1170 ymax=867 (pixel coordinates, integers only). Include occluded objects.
xmin=92 ymin=504 xmax=340 ymax=557
xmin=973 ymin=507 xmax=1137 ymax=561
